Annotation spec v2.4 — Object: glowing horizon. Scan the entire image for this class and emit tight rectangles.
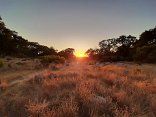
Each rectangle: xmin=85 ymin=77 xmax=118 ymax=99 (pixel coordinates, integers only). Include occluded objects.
xmin=0 ymin=0 xmax=156 ymax=51
xmin=74 ymin=51 xmax=88 ymax=58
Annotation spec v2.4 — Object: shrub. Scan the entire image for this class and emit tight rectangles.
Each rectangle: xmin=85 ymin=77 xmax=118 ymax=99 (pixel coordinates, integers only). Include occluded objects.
xmin=40 ymin=55 xmax=65 ymax=66
xmin=25 ymin=99 xmax=49 ymax=116
xmin=0 ymin=59 xmax=3 ymax=68
xmin=146 ymin=49 xmax=156 ymax=63
xmin=134 ymin=44 xmax=156 ymax=63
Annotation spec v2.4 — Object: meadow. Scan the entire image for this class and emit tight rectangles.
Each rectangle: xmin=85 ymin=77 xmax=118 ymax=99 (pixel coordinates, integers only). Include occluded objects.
xmin=0 ymin=58 xmax=156 ymax=117
xmin=1 ymin=1 xmax=156 ymax=116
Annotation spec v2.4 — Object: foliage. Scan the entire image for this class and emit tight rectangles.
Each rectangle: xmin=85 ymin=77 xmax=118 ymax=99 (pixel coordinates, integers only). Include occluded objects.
xmin=58 ymin=48 xmax=75 ymax=60
xmin=99 ymin=38 xmax=117 ymax=54
xmin=87 ymin=35 xmax=137 ymax=62
xmin=40 ymin=55 xmax=65 ymax=66
xmin=134 ymin=27 xmax=156 ymax=47
xmin=85 ymin=48 xmax=99 ymax=60
xmin=0 ymin=17 xmax=57 ymax=57
xmin=1 ymin=15 xmax=156 ymax=63
xmin=134 ymin=44 xmax=156 ymax=63
xmin=133 ymin=27 xmax=156 ymax=63
xmin=0 ymin=59 xmax=3 ymax=67
xmin=88 ymin=27 xmax=156 ymax=63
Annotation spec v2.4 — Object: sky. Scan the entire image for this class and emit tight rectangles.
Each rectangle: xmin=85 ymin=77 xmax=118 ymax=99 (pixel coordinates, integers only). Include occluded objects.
xmin=0 ymin=0 xmax=156 ymax=52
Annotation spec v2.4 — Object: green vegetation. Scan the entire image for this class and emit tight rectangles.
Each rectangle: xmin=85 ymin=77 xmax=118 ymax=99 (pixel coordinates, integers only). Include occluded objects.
xmin=1 ymin=16 xmax=156 ymax=63
xmin=134 ymin=44 xmax=156 ymax=63
xmin=58 ymin=48 xmax=75 ymax=60
xmin=0 ymin=17 xmax=75 ymax=60
xmin=0 ymin=16 xmax=156 ymax=117
xmin=134 ymin=27 xmax=156 ymax=63
xmin=40 ymin=55 xmax=65 ymax=66
xmin=0 ymin=17 xmax=57 ymax=57
xmin=86 ymin=27 xmax=156 ymax=63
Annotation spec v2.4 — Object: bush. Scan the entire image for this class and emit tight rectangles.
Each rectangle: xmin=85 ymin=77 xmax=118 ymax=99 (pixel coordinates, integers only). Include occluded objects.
xmin=134 ymin=44 xmax=156 ymax=63
xmin=0 ymin=59 xmax=3 ymax=68
xmin=146 ymin=49 xmax=156 ymax=63
xmin=40 ymin=55 xmax=65 ymax=66
xmin=99 ymin=55 xmax=126 ymax=62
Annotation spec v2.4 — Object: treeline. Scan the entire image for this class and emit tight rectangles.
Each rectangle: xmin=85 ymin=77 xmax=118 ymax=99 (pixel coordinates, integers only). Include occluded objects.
xmin=0 ymin=17 xmax=76 ymax=61
xmin=86 ymin=27 xmax=156 ymax=63
xmin=1 ymin=16 xmax=156 ymax=63
xmin=0 ymin=17 xmax=57 ymax=57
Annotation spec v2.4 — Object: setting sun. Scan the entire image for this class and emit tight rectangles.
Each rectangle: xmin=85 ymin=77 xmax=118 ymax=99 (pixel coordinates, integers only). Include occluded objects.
xmin=74 ymin=51 xmax=87 ymax=58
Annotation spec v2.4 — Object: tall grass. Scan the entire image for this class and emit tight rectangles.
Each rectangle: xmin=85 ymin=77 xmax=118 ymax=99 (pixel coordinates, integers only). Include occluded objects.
xmin=0 ymin=63 xmax=156 ymax=117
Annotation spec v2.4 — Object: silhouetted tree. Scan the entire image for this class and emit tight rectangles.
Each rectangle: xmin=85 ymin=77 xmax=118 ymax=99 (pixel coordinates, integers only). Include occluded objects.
xmin=98 ymin=35 xmax=137 ymax=62
xmin=85 ymin=48 xmax=99 ymax=60
xmin=0 ymin=16 xmax=57 ymax=57
xmin=135 ymin=27 xmax=156 ymax=47
xmin=116 ymin=35 xmax=137 ymax=60
xmin=58 ymin=48 xmax=75 ymax=60
xmin=134 ymin=27 xmax=156 ymax=63
xmin=99 ymin=38 xmax=117 ymax=55
xmin=97 ymin=27 xmax=156 ymax=63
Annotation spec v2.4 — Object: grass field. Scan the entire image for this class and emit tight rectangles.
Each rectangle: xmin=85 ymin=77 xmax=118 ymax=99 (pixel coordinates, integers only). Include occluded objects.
xmin=0 ymin=58 xmax=156 ymax=117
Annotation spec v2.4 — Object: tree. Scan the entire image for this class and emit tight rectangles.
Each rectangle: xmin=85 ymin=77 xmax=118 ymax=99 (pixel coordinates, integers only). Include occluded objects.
xmin=116 ymin=35 xmax=136 ymax=47
xmin=134 ymin=27 xmax=156 ymax=63
xmin=116 ymin=35 xmax=137 ymax=59
xmin=135 ymin=27 xmax=156 ymax=47
xmin=97 ymin=35 xmax=137 ymax=62
xmin=99 ymin=38 xmax=117 ymax=55
xmin=0 ymin=16 xmax=57 ymax=57
xmin=134 ymin=44 xmax=156 ymax=63
xmin=58 ymin=48 xmax=75 ymax=59
xmin=85 ymin=48 xmax=99 ymax=60
xmin=0 ymin=16 xmax=5 ymax=32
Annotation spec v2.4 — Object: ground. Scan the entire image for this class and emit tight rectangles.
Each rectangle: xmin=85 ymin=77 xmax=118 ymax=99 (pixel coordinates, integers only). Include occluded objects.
xmin=0 ymin=57 xmax=156 ymax=117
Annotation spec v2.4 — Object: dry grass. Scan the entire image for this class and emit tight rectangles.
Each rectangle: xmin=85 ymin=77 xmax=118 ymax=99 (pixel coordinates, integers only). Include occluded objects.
xmin=0 ymin=62 xmax=156 ymax=117
xmin=0 ymin=57 xmax=42 ymax=82
xmin=0 ymin=80 xmax=8 ymax=90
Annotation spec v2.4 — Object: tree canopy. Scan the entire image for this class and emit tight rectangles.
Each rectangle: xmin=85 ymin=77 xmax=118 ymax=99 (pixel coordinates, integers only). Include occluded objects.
xmin=86 ymin=27 xmax=156 ymax=63
xmin=58 ymin=48 xmax=75 ymax=60
xmin=0 ymin=17 xmax=57 ymax=57
xmin=1 ymin=16 xmax=156 ymax=63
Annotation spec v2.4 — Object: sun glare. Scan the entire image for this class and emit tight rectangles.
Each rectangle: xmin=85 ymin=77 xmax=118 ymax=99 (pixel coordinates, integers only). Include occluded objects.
xmin=74 ymin=51 xmax=87 ymax=58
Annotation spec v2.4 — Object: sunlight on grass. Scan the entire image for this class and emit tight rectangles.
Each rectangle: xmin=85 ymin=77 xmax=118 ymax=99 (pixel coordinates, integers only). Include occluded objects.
xmin=0 ymin=63 xmax=156 ymax=116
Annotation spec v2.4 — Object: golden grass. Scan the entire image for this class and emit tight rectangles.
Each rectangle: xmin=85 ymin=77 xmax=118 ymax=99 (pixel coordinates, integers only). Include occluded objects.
xmin=0 ymin=80 xmax=8 ymax=90
xmin=0 ymin=57 xmax=43 ymax=83
xmin=0 ymin=62 xmax=156 ymax=117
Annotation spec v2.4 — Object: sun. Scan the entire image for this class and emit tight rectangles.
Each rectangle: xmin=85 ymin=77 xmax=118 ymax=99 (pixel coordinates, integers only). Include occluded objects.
xmin=74 ymin=51 xmax=87 ymax=58
xmin=79 ymin=53 xmax=83 ymax=57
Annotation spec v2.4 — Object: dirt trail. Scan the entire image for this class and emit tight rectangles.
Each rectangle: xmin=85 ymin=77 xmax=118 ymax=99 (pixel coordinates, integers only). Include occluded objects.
xmin=9 ymin=70 xmax=46 ymax=86
xmin=7 ymin=62 xmax=156 ymax=87
xmin=8 ymin=62 xmax=90 ymax=86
